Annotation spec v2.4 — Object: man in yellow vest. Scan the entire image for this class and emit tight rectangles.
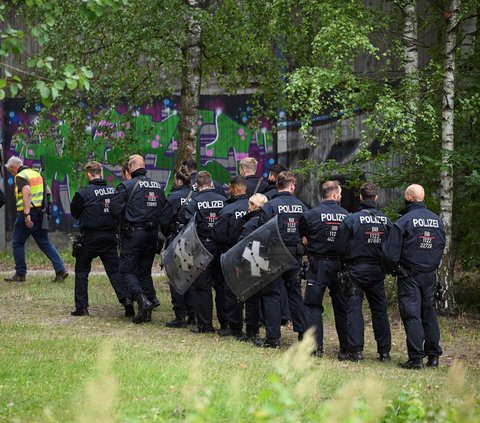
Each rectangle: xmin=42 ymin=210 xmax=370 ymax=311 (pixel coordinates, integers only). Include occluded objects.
xmin=4 ymin=156 xmax=69 ymax=282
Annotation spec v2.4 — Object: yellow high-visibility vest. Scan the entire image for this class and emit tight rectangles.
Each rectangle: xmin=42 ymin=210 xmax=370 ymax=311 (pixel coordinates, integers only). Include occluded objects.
xmin=15 ymin=168 xmax=44 ymax=212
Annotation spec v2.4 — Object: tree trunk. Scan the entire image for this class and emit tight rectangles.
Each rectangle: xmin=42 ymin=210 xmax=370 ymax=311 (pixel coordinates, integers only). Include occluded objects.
xmin=175 ymin=0 xmax=205 ymax=174
xmin=438 ymin=0 xmax=460 ymax=313
xmin=403 ymin=0 xmax=418 ymax=78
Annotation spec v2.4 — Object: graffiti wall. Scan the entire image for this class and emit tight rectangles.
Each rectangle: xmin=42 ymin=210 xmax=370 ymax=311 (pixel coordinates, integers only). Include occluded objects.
xmin=2 ymin=96 xmax=275 ymax=233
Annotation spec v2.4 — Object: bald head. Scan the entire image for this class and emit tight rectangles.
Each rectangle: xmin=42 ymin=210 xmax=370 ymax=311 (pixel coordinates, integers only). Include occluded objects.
xmin=405 ymin=184 xmax=425 ymax=202
xmin=128 ymin=154 xmax=145 ymax=173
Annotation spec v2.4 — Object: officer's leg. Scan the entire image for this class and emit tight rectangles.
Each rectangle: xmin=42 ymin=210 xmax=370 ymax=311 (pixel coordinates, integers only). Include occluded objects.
xmin=364 ymin=278 xmax=392 ymax=354
xmin=279 ymin=279 xmax=291 ymax=323
xmin=212 ymin=256 xmax=228 ymax=328
xmin=224 ymin=282 xmax=243 ymax=333
xmin=304 ymin=259 xmax=326 ymax=350
xmin=345 ymin=277 xmax=365 ymax=354
xmin=260 ymin=278 xmax=282 ymax=341
xmin=420 ymin=273 xmax=442 ymax=357
xmin=74 ymin=240 xmax=94 ymax=310
xmin=327 ymin=261 xmax=349 ymax=352
xmin=98 ymin=235 xmax=129 ymax=304
xmin=184 ymin=285 xmax=197 ymax=323
xmin=30 ymin=214 xmax=65 ymax=273
xmin=169 ymin=285 xmax=188 ymax=320
xmin=136 ymin=231 xmax=158 ymax=302
xmin=397 ymin=275 xmax=424 ymax=359
xmin=12 ymin=213 xmax=31 ymax=275
xmin=283 ymin=260 xmax=307 ymax=335
xmin=192 ymin=260 xmax=215 ymax=330
xmin=245 ymin=291 xmax=261 ymax=337
xmin=118 ymin=234 xmax=143 ymax=296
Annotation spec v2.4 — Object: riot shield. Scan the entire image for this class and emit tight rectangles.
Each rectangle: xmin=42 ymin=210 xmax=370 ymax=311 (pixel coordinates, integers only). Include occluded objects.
xmin=162 ymin=217 xmax=213 ymax=294
xmin=220 ymin=216 xmax=296 ymax=301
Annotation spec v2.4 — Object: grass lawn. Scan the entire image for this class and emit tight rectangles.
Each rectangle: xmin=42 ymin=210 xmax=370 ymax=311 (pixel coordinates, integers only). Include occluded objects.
xmin=0 ymin=257 xmax=479 ymax=422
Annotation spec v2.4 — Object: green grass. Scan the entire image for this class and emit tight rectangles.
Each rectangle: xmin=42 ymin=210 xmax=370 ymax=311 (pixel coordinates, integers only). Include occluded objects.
xmin=0 ymin=272 xmax=479 ymax=422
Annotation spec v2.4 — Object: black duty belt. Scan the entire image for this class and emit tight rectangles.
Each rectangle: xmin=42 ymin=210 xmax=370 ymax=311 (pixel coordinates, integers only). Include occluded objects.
xmin=310 ymin=255 xmax=339 ymax=261
xmin=81 ymin=228 xmax=116 ymax=235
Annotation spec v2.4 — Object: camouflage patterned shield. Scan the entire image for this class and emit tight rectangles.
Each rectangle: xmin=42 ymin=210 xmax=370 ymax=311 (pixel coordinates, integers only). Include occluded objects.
xmin=220 ymin=216 xmax=296 ymax=301
xmin=162 ymin=217 xmax=213 ymax=294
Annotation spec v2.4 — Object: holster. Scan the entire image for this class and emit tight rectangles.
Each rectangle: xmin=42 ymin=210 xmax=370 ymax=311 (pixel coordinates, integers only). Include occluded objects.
xmin=72 ymin=236 xmax=83 ymax=258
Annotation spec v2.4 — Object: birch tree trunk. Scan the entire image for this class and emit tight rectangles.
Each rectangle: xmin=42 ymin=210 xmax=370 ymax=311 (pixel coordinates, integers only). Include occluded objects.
xmin=403 ymin=0 xmax=418 ymax=79
xmin=438 ymin=0 xmax=460 ymax=312
xmin=175 ymin=0 xmax=206 ymax=173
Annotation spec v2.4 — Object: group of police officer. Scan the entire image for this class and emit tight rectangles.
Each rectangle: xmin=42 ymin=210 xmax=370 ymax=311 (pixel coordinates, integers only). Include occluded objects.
xmin=64 ymin=154 xmax=446 ymax=370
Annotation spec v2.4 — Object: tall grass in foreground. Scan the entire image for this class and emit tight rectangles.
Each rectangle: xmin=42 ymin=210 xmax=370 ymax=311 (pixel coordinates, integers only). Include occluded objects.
xmin=72 ymin=331 xmax=478 ymax=423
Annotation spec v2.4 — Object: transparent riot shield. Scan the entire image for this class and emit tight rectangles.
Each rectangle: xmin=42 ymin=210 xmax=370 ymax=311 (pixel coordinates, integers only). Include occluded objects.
xmin=220 ymin=216 xmax=296 ymax=301
xmin=162 ymin=218 xmax=213 ymax=294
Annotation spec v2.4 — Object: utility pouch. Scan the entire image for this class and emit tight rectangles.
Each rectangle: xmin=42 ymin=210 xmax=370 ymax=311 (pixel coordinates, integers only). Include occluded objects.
xmin=124 ymin=224 xmax=134 ymax=238
xmin=338 ymin=269 xmax=358 ymax=296
xmin=72 ymin=236 xmax=83 ymax=258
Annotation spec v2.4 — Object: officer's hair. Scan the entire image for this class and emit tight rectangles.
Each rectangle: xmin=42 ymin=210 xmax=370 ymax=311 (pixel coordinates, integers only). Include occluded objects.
xmin=175 ymin=171 xmax=191 ymax=186
xmin=85 ymin=161 xmax=102 ymax=177
xmin=269 ymin=163 xmax=287 ymax=178
xmin=182 ymin=159 xmax=198 ymax=173
xmin=230 ymin=175 xmax=246 ymax=188
xmin=121 ymin=162 xmax=129 ymax=176
xmin=6 ymin=156 xmax=23 ymax=169
xmin=277 ymin=171 xmax=296 ymax=189
xmin=321 ymin=180 xmax=341 ymax=199
xmin=196 ymin=171 xmax=212 ymax=188
xmin=239 ymin=157 xmax=257 ymax=174
xmin=360 ymin=182 xmax=378 ymax=200
xmin=249 ymin=193 xmax=268 ymax=209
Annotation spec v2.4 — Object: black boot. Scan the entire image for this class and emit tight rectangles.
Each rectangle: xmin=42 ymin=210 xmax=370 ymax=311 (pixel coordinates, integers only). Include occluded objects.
xmin=123 ymin=298 xmax=135 ymax=318
xmin=378 ymin=352 xmax=391 ymax=362
xmin=71 ymin=308 xmax=89 ymax=316
xmin=254 ymin=338 xmax=280 ymax=349
xmin=165 ymin=317 xmax=187 ymax=328
xmin=132 ymin=294 xmax=153 ymax=324
xmin=426 ymin=355 xmax=439 ymax=368
xmin=4 ymin=273 xmax=26 ymax=282
xmin=52 ymin=270 xmax=69 ymax=282
xmin=398 ymin=359 xmax=424 ymax=369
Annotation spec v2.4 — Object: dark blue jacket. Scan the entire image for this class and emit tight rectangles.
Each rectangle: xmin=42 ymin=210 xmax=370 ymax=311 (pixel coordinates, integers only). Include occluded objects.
xmin=245 ymin=175 xmax=268 ymax=196
xmin=383 ymin=202 xmax=445 ymax=273
xmin=182 ymin=188 xmax=225 ymax=241
xmin=70 ymin=178 xmax=117 ymax=231
xmin=299 ymin=200 xmax=348 ymax=257
xmin=334 ymin=200 xmax=392 ymax=264
xmin=110 ymin=168 xmax=173 ymax=236
xmin=239 ymin=209 xmax=262 ymax=241
xmin=213 ymin=194 xmax=249 ymax=250
xmin=259 ymin=191 xmax=307 ymax=254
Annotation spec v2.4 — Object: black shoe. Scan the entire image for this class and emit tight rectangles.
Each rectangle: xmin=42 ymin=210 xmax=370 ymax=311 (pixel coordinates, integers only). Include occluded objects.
xmin=281 ymin=319 xmax=291 ymax=326
xmin=427 ymin=355 xmax=439 ymax=368
xmin=52 ymin=270 xmax=69 ymax=282
xmin=312 ymin=348 xmax=323 ymax=358
xmin=298 ymin=332 xmax=304 ymax=341
xmin=186 ymin=315 xmax=197 ymax=326
xmin=218 ymin=327 xmax=243 ymax=337
xmin=348 ymin=351 xmax=364 ymax=362
xmin=71 ymin=308 xmax=89 ymax=316
xmin=123 ymin=298 xmax=135 ymax=317
xmin=4 ymin=273 xmax=26 ymax=282
xmin=151 ymin=297 xmax=160 ymax=308
xmin=132 ymin=294 xmax=153 ymax=324
xmin=337 ymin=349 xmax=350 ymax=361
xmin=253 ymin=338 xmax=280 ymax=349
xmin=144 ymin=310 xmax=152 ymax=323
xmin=190 ymin=325 xmax=215 ymax=334
xmin=398 ymin=359 xmax=424 ymax=369
xmin=378 ymin=352 xmax=391 ymax=362
xmin=165 ymin=318 xmax=187 ymax=328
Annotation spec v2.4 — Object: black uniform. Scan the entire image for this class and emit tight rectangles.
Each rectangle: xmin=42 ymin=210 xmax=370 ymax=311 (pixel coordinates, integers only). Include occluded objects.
xmin=182 ymin=189 xmax=226 ymax=331
xmin=166 ymin=185 xmax=195 ymax=324
xmin=213 ymin=194 xmax=249 ymax=335
xmin=245 ymin=175 xmax=268 ymax=196
xmin=258 ymin=191 xmax=308 ymax=341
xmin=70 ymin=178 xmax=130 ymax=311
xmin=383 ymin=202 xmax=445 ymax=361
xmin=0 ymin=188 xmax=5 ymax=208
xmin=263 ymin=181 xmax=278 ymax=200
xmin=299 ymin=200 xmax=349 ymax=353
xmin=110 ymin=168 xmax=172 ymax=312
xmin=334 ymin=200 xmax=392 ymax=356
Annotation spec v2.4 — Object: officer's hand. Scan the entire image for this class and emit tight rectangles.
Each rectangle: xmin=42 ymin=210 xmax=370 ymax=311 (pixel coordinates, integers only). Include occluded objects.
xmin=25 ymin=215 xmax=33 ymax=229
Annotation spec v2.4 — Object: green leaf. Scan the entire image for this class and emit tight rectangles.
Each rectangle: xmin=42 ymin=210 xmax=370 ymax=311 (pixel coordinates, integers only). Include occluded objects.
xmin=0 ymin=79 xmax=6 ymax=89
xmin=46 ymin=15 xmax=56 ymax=27
xmin=0 ymin=89 xmax=5 ymax=100
xmin=51 ymin=86 xmax=59 ymax=100
xmin=36 ymin=80 xmax=46 ymax=90
xmin=64 ymin=64 xmax=75 ymax=77
xmin=66 ymin=78 xmax=78 ymax=90
xmin=54 ymin=80 xmax=66 ymax=90
xmin=39 ymin=85 xmax=50 ymax=99
xmin=27 ymin=58 xmax=36 ymax=68
xmin=10 ymin=82 xmax=19 ymax=98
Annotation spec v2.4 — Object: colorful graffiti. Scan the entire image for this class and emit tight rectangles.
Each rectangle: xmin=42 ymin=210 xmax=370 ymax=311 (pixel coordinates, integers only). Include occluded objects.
xmin=2 ymin=96 xmax=275 ymax=231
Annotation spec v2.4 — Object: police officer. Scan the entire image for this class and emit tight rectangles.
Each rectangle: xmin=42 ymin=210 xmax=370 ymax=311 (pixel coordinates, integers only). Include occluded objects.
xmin=110 ymin=154 xmax=173 ymax=323
xmin=4 ymin=156 xmax=68 ymax=283
xmin=181 ymin=159 xmax=226 ymax=196
xmin=383 ymin=184 xmax=446 ymax=369
xmin=180 ymin=170 xmax=226 ymax=333
xmin=164 ymin=171 xmax=196 ymax=328
xmin=256 ymin=171 xmax=308 ymax=348
xmin=299 ymin=180 xmax=349 ymax=357
xmin=334 ymin=182 xmax=392 ymax=362
xmin=213 ymin=175 xmax=249 ymax=337
xmin=69 ymin=161 xmax=133 ymax=317
xmin=263 ymin=163 xmax=287 ymax=200
xmin=239 ymin=157 xmax=268 ymax=196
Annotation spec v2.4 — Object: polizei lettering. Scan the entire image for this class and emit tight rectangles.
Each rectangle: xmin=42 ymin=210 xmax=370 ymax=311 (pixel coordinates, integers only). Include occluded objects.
xmin=235 ymin=210 xmax=247 ymax=220
xmin=278 ymin=205 xmax=303 ymax=214
xmin=321 ymin=213 xmax=347 ymax=222
xmin=94 ymin=187 xmax=115 ymax=196
xmin=139 ymin=180 xmax=162 ymax=189
xmin=197 ymin=200 xmax=224 ymax=209
xmin=359 ymin=215 xmax=388 ymax=225
xmin=412 ymin=218 xmax=439 ymax=228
